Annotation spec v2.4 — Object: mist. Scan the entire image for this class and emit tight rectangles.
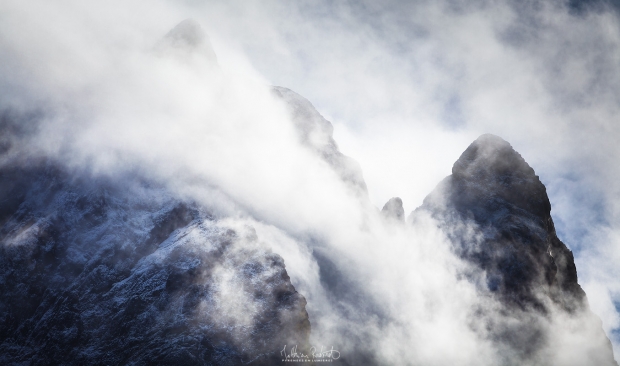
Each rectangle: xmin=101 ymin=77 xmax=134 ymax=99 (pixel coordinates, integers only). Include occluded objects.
xmin=192 ymin=0 xmax=620 ymax=359
xmin=1 ymin=0 xmax=620 ymax=364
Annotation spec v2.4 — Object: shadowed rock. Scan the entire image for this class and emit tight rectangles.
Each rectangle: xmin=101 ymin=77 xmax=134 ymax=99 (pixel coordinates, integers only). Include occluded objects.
xmin=414 ymin=134 xmax=617 ymax=365
xmin=0 ymin=158 xmax=309 ymax=365
xmin=381 ymin=197 xmax=404 ymax=222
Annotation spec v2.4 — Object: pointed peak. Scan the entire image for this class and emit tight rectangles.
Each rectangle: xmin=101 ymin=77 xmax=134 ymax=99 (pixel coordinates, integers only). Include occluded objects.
xmin=165 ymin=19 xmax=206 ymax=48
xmin=474 ymin=133 xmax=509 ymax=144
xmin=452 ymin=134 xmax=534 ymax=180
xmin=382 ymin=197 xmax=404 ymax=222
xmin=435 ymin=134 xmax=551 ymax=220
xmin=155 ymin=19 xmax=217 ymax=63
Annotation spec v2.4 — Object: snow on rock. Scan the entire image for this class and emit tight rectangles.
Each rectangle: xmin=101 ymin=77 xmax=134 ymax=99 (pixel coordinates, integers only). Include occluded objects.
xmin=0 ymin=160 xmax=309 ymax=365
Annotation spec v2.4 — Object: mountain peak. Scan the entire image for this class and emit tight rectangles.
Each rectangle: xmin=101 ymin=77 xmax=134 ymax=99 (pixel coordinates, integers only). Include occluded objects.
xmin=452 ymin=133 xmax=535 ymax=180
xmin=165 ymin=19 xmax=206 ymax=48
xmin=446 ymin=134 xmax=550 ymax=220
xmin=154 ymin=19 xmax=218 ymax=63
xmin=414 ymin=133 xmax=617 ymax=364
xmin=381 ymin=197 xmax=404 ymax=222
xmin=271 ymin=86 xmax=368 ymax=195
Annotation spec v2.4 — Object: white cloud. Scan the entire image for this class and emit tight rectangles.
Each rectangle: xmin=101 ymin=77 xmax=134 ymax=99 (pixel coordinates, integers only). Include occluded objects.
xmin=2 ymin=0 xmax=620 ymax=364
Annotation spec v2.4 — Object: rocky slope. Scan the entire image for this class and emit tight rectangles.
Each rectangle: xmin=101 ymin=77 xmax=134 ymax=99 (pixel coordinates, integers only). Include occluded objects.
xmin=271 ymin=86 xmax=368 ymax=195
xmin=0 ymin=20 xmax=364 ymax=366
xmin=414 ymin=134 xmax=616 ymax=365
xmin=0 ymin=157 xmax=309 ymax=364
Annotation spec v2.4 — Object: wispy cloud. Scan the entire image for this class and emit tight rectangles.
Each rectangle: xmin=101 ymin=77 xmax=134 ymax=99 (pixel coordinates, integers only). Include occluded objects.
xmin=2 ymin=0 xmax=620 ymax=363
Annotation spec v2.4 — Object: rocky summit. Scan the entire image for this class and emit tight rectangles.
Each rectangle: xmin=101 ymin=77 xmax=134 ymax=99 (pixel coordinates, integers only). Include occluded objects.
xmin=415 ymin=134 xmax=617 ymax=365
xmin=381 ymin=197 xmax=405 ymax=222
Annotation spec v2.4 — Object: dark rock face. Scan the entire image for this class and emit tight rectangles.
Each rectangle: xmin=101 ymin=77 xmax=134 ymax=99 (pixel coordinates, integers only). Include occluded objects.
xmin=381 ymin=197 xmax=404 ymax=222
xmin=416 ymin=134 xmax=616 ymax=364
xmin=0 ymin=159 xmax=309 ymax=365
xmin=420 ymin=134 xmax=572 ymax=310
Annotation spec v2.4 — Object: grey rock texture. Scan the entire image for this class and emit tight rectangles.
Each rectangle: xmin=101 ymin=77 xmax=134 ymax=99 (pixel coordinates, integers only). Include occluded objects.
xmin=415 ymin=134 xmax=616 ymax=365
xmin=0 ymin=158 xmax=309 ymax=365
xmin=381 ymin=197 xmax=404 ymax=222
xmin=271 ymin=86 xmax=368 ymax=195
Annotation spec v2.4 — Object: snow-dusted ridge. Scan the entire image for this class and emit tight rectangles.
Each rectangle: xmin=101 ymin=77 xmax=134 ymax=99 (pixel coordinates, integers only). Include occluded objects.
xmin=0 ymin=160 xmax=309 ymax=365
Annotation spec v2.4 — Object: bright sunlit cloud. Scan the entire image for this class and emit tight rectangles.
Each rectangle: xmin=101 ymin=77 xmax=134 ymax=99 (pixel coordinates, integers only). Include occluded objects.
xmin=2 ymin=0 xmax=620 ymax=363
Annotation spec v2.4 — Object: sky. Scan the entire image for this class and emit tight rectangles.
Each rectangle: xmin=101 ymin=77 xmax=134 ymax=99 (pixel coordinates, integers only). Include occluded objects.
xmin=2 ymin=0 xmax=620 ymax=364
